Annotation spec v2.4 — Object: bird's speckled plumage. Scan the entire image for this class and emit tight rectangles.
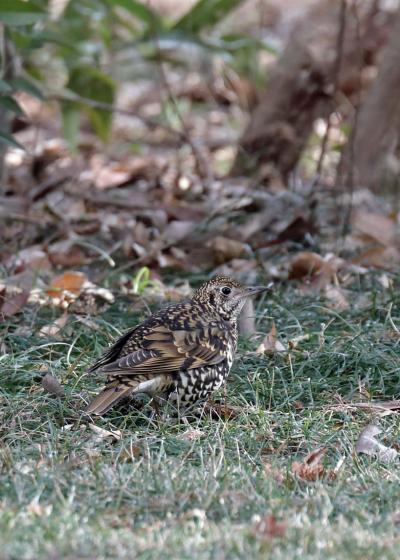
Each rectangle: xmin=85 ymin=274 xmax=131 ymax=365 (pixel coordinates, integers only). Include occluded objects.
xmin=86 ymin=276 xmax=267 ymax=415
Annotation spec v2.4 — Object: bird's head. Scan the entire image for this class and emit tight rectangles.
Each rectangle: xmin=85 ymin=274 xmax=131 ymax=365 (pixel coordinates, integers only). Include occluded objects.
xmin=193 ymin=276 xmax=270 ymax=320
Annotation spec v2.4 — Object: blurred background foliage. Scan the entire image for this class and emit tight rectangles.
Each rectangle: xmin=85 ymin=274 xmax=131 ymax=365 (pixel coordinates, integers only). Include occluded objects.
xmin=0 ymin=0 xmax=274 ymax=149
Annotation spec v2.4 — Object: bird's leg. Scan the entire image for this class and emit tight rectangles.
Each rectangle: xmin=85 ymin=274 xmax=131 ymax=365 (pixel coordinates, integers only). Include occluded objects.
xmin=149 ymin=397 xmax=162 ymax=417
xmin=223 ymin=381 xmax=228 ymax=411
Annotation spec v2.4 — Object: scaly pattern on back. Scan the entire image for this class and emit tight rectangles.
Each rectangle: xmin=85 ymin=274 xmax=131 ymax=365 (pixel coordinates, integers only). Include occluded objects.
xmin=86 ymin=276 xmax=267 ymax=415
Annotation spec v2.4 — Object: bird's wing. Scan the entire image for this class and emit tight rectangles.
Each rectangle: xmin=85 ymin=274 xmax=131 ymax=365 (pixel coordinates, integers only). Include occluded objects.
xmin=97 ymin=323 xmax=229 ymax=378
xmin=86 ymin=326 xmax=140 ymax=373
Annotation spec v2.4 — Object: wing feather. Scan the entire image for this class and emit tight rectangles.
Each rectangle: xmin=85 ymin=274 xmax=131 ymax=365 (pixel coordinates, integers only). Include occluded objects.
xmin=96 ymin=323 xmax=230 ymax=379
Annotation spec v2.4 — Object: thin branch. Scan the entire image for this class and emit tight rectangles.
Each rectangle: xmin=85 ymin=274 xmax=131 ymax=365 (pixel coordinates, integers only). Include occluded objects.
xmin=49 ymin=92 xmax=186 ymax=141
xmin=309 ymin=0 xmax=347 ymax=194
xmin=153 ymin=41 xmax=213 ymax=187
xmin=338 ymin=0 xmax=363 ymax=247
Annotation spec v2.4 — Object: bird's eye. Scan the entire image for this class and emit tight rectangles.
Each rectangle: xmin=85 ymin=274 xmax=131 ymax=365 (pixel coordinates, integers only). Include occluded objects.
xmin=221 ymin=286 xmax=231 ymax=296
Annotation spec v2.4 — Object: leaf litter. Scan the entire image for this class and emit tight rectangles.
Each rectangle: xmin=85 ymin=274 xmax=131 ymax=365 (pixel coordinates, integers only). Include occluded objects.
xmin=1 ymin=40 xmax=400 ymax=503
xmin=355 ymin=424 xmax=398 ymax=463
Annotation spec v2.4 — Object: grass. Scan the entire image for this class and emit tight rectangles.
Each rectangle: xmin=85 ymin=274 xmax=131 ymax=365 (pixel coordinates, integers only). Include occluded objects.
xmin=1 ymin=273 xmax=400 ymax=559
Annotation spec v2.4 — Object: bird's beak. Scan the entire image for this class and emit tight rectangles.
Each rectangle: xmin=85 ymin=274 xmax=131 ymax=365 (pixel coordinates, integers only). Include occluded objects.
xmin=242 ymin=282 xmax=274 ymax=297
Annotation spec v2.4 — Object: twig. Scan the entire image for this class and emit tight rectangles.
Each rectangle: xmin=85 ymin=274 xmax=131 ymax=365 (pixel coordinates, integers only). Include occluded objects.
xmin=153 ymin=40 xmax=213 ymax=187
xmin=309 ymin=0 xmax=347 ymax=195
xmin=49 ymin=92 xmax=186 ymax=141
xmin=338 ymin=0 xmax=363 ymax=247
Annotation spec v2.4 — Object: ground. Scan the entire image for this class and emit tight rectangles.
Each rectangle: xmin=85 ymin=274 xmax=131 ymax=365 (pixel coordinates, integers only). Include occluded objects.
xmin=1 ymin=273 xmax=400 ymax=559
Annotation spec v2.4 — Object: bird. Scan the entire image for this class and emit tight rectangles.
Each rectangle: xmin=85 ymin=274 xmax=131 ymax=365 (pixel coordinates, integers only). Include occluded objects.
xmin=85 ymin=276 xmax=269 ymax=415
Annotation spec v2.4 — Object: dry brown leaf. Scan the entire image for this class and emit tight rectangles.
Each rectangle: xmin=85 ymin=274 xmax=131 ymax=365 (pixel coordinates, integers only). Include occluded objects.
xmin=324 ymin=285 xmax=349 ymax=311
xmin=41 ymin=373 xmax=65 ymax=397
xmin=89 ymin=424 xmax=122 ymax=441
xmin=291 ymin=447 xmax=327 ymax=481
xmin=256 ymin=211 xmax=316 ymax=247
xmin=179 ymin=429 xmax=205 ymax=442
xmin=203 ymin=400 xmax=240 ymax=420
xmin=39 ymin=313 xmax=68 ymax=338
xmin=350 ymin=400 xmax=400 ymax=412
xmin=94 ymin=163 xmax=132 ymax=190
xmin=118 ymin=445 xmax=143 ymax=462
xmin=0 ymin=288 xmax=30 ymax=320
xmin=47 ymin=240 xmax=91 ymax=267
xmin=47 ymin=271 xmax=88 ymax=298
xmin=256 ymin=321 xmax=286 ymax=354
xmin=206 ymin=236 xmax=250 ymax=264
xmin=90 ymin=155 xmax=166 ymax=190
xmin=355 ymin=424 xmax=398 ymax=462
xmin=252 ymin=514 xmax=287 ymax=540
xmin=288 ymin=251 xmax=325 ymax=279
xmin=7 ymin=246 xmax=51 ymax=273
xmin=352 ymin=246 xmax=400 ymax=271
xmin=164 ymin=220 xmax=195 ymax=244
xmin=352 ymin=210 xmax=396 ymax=246
xmin=289 ymin=252 xmax=342 ymax=292
xmin=0 ymin=195 xmax=29 ymax=216
xmin=0 ymin=269 xmax=35 ymax=321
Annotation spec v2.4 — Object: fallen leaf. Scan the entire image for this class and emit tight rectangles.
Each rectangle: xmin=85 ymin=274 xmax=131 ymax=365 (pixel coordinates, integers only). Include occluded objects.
xmin=68 ymin=285 xmax=114 ymax=315
xmin=41 ymin=373 xmax=65 ymax=397
xmin=355 ymin=424 xmax=398 ymax=462
xmin=352 ymin=210 xmax=396 ymax=246
xmin=118 ymin=444 xmax=143 ymax=461
xmin=204 ymin=400 xmax=241 ymax=420
xmin=292 ymin=447 xmax=327 ymax=481
xmin=7 ymin=246 xmax=51 ymax=273
xmin=0 ymin=288 xmax=30 ymax=320
xmin=256 ymin=322 xmax=286 ymax=354
xmin=47 ymin=271 xmax=88 ymax=298
xmin=324 ymin=285 xmax=349 ymax=311
xmin=179 ymin=429 xmax=204 ymax=442
xmin=252 ymin=514 xmax=287 ymax=540
xmin=288 ymin=251 xmax=325 ymax=279
xmin=350 ymin=400 xmax=400 ymax=412
xmin=164 ymin=220 xmax=195 ymax=244
xmin=89 ymin=155 xmax=167 ymax=190
xmin=89 ymin=424 xmax=122 ymax=441
xmin=206 ymin=236 xmax=251 ymax=264
xmin=39 ymin=313 xmax=68 ymax=338
xmin=377 ymin=273 xmax=392 ymax=289
xmin=352 ymin=246 xmax=400 ymax=271
xmin=261 ymin=213 xmax=317 ymax=246
xmin=0 ymin=195 xmax=29 ymax=216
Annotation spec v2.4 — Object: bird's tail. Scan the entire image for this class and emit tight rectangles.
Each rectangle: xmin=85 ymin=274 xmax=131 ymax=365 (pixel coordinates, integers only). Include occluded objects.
xmin=86 ymin=383 xmax=133 ymax=415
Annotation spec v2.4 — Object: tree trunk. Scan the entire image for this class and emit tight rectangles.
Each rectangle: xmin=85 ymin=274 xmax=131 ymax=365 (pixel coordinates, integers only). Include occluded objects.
xmin=231 ymin=0 xmax=384 ymax=184
xmin=348 ymin=7 xmax=400 ymax=193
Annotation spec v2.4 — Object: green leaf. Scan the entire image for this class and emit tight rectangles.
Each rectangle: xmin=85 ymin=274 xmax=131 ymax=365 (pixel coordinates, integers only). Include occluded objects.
xmin=210 ymin=33 xmax=279 ymax=55
xmin=0 ymin=79 xmax=12 ymax=93
xmin=66 ymin=67 xmax=116 ymax=142
xmin=106 ymin=0 xmax=162 ymax=30
xmin=173 ymin=0 xmax=244 ymax=34
xmin=9 ymin=77 xmax=44 ymax=100
xmin=132 ymin=266 xmax=151 ymax=294
xmin=0 ymin=96 xmax=25 ymax=116
xmin=61 ymin=101 xmax=80 ymax=151
xmin=0 ymin=0 xmax=45 ymax=26
xmin=0 ymin=130 xmax=24 ymax=150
